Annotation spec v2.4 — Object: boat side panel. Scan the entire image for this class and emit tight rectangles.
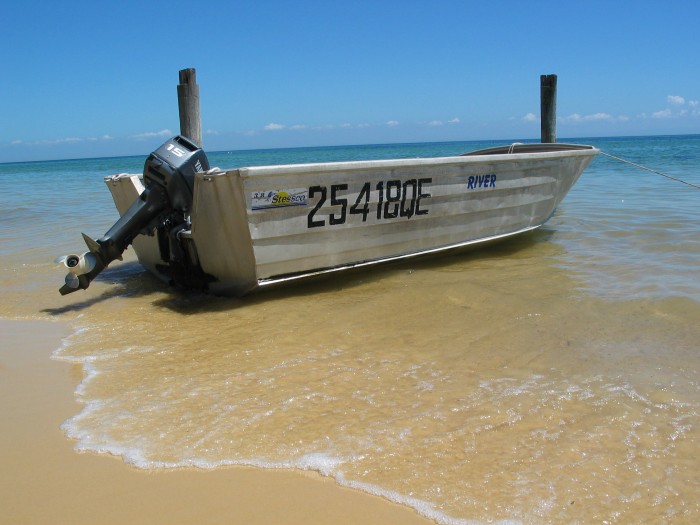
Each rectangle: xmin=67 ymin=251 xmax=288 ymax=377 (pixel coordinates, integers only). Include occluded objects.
xmin=190 ymin=170 xmax=259 ymax=295
xmin=238 ymin=151 xmax=595 ymax=279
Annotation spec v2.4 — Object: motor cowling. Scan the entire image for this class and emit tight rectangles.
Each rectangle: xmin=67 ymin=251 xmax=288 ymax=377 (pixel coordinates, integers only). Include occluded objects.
xmin=144 ymin=135 xmax=208 ymax=213
xmin=57 ymin=136 xmax=210 ymax=295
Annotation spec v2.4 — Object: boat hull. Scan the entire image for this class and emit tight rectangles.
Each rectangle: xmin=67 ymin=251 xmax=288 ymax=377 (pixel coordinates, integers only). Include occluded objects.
xmin=105 ymin=144 xmax=598 ymax=296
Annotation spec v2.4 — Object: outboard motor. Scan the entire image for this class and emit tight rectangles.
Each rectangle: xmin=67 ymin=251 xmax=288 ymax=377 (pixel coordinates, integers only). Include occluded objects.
xmin=57 ymin=135 xmax=209 ymax=295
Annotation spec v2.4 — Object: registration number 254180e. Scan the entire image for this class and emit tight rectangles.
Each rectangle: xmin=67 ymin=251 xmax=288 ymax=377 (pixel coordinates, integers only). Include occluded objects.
xmin=306 ymin=178 xmax=432 ymax=229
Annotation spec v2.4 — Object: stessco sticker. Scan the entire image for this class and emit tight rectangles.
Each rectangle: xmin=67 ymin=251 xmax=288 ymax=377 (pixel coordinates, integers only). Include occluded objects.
xmin=251 ymin=189 xmax=308 ymax=210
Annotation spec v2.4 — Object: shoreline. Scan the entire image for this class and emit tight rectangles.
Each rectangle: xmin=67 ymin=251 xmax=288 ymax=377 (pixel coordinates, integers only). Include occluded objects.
xmin=0 ymin=319 xmax=433 ymax=525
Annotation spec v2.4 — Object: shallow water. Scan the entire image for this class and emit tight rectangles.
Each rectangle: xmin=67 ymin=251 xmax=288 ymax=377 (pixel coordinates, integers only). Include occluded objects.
xmin=1 ymin=135 xmax=699 ymax=523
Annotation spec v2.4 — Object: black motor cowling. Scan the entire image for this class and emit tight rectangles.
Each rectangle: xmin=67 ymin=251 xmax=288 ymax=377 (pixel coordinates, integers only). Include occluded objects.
xmin=57 ymin=136 xmax=209 ymax=295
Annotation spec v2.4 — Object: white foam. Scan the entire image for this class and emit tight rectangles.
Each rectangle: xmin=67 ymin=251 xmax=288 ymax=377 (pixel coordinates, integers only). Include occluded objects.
xmin=295 ymin=452 xmax=345 ymax=476
xmin=337 ymin=473 xmax=521 ymax=525
xmin=51 ymin=321 xmax=89 ymax=362
xmin=58 ymin=412 xmax=514 ymax=525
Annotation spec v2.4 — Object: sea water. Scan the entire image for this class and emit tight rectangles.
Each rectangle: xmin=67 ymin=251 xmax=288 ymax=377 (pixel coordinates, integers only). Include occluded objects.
xmin=1 ymin=135 xmax=699 ymax=523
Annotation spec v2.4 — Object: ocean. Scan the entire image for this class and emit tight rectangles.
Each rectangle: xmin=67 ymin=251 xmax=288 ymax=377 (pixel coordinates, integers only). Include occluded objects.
xmin=1 ymin=135 xmax=699 ymax=523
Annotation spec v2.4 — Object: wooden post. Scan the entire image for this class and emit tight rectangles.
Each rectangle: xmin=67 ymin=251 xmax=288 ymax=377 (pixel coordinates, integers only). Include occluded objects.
xmin=177 ymin=68 xmax=202 ymax=147
xmin=540 ymin=74 xmax=557 ymax=143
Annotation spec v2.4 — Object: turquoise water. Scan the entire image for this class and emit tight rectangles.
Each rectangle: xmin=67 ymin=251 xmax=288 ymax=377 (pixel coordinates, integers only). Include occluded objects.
xmin=1 ymin=135 xmax=700 ymax=524
xmin=2 ymin=135 xmax=698 ymax=300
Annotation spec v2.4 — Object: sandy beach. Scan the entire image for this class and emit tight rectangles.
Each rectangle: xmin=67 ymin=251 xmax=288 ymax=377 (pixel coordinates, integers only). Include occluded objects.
xmin=0 ymin=319 xmax=432 ymax=525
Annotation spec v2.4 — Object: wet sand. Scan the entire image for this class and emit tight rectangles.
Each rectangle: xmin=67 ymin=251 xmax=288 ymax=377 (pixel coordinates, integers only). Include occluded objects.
xmin=0 ymin=319 xmax=432 ymax=525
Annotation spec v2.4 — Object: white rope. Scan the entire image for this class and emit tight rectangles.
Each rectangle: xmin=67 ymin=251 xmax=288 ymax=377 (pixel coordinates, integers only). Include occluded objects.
xmin=507 ymin=142 xmax=523 ymax=154
xmin=600 ymin=151 xmax=700 ymax=190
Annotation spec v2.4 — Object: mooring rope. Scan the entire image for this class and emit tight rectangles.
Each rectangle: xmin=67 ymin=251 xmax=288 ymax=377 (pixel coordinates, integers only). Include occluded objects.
xmin=600 ymin=151 xmax=700 ymax=190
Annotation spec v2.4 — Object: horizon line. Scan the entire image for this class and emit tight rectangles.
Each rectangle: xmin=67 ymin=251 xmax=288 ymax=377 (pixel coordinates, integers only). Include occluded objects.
xmin=1 ymin=132 xmax=698 ymax=166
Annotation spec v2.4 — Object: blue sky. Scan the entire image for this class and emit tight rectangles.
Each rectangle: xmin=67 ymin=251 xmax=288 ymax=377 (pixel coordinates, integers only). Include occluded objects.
xmin=2 ymin=0 xmax=699 ymax=162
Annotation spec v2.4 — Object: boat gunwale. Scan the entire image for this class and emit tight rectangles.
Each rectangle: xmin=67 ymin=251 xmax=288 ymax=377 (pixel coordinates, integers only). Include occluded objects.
xmin=225 ymin=144 xmax=599 ymax=179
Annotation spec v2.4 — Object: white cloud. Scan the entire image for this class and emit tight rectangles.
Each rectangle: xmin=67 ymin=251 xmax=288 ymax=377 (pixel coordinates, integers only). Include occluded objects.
xmin=264 ymin=122 xmax=285 ymax=130
xmin=429 ymin=118 xmax=460 ymax=126
xmin=46 ymin=137 xmax=82 ymax=144
xmin=205 ymin=129 xmax=219 ymax=136
xmin=523 ymin=113 xmax=537 ymax=122
xmin=386 ymin=120 xmax=399 ymax=127
xmin=652 ymin=108 xmax=673 ymax=119
xmin=132 ymin=129 xmax=172 ymax=140
xmin=289 ymin=124 xmax=307 ymax=130
xmin=563 ymin=112 xmax=614 ymax=123
xmin=650 ymin=95 xmax=700 ymax=119
xmin=10 ymin=134 xmax=117 ymax=146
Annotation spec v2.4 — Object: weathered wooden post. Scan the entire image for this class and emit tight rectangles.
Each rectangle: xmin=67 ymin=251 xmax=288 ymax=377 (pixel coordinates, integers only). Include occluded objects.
xmin=540 ymin=74 xmax=557 ymax=143
xmin=177 ymin=68 xmax=202 ymax=147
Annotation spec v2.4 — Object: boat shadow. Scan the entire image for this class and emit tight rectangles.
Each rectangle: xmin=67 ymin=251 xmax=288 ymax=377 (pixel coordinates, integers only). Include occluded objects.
xmin=41 ymin=261 xmax=168 ymax=315
xmin=151 ymin=228 xmax=558 ymax=315
xmin=43 ymin=228 xmax=557 ymax=316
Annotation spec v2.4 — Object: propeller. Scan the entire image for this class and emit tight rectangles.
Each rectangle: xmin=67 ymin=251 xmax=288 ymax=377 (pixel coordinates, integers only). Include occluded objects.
xmin=54 ymin=251 xmax=97 ymax=274
xmin=55 ymin=242 xmax=102 ymax=295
